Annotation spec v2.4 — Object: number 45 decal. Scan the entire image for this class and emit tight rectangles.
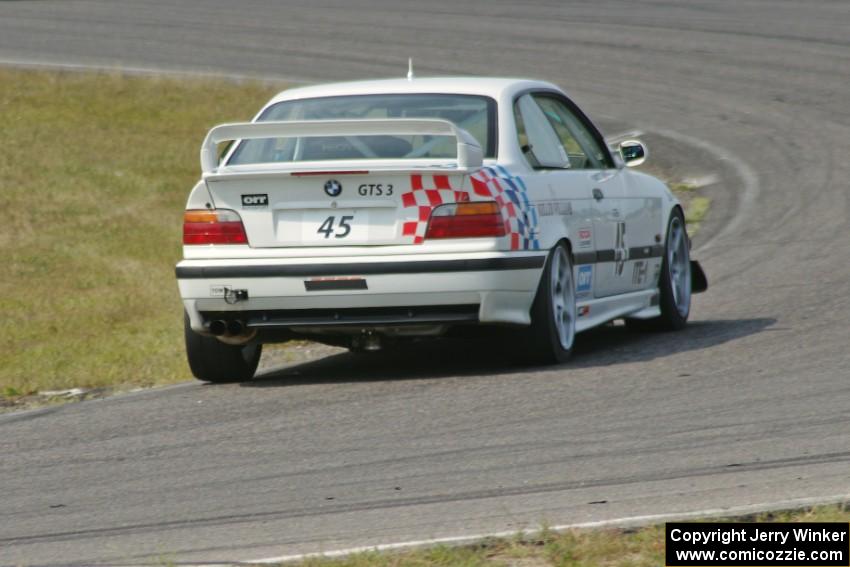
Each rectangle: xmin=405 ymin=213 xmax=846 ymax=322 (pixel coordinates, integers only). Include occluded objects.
xmin=614 ymin=221 xmax=629 ymax=276
xmin=317 ymin=215 xmax=354 ymax=239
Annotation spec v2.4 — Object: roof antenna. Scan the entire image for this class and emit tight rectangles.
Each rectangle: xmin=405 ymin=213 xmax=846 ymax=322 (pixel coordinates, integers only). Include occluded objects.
xmin=407 ymin=58 xmax=415 ymax=81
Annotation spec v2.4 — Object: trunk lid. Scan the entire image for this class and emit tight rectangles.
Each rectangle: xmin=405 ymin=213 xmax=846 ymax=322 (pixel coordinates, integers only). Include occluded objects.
xmin=199 ymin=119 xmax=482 ymax=248
xmin=205 ymin=169 xmax=470 ymax=247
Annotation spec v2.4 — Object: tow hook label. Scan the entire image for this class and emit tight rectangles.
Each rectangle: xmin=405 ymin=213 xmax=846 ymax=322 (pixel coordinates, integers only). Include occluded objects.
xmin=210 ymin=285 xmax=232 ymax=297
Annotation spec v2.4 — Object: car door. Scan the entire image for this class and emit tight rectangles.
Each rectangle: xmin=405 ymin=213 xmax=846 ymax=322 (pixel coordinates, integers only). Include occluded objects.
xmin=512 ymin=94 xmax=599 ymax=301
xmin=532 ymin=93 xmax=661 ymax=297
xmin=615 ymin=168 xmax=665 ymax=294
xmin=528 ymin=93 xmax=625 ymax=298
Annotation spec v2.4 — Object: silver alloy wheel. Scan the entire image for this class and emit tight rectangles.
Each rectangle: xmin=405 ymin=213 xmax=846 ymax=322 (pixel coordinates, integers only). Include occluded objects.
xmin=668 ymin=216 xmax=692 ymax=317
xmin=550 ymin=246 xmax=576 ymax=351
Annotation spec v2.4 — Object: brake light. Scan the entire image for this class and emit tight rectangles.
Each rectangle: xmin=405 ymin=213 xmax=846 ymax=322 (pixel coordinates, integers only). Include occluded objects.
xmin=425 ymin=201 xmax=506 ymax=239
xmin=183 ymin=209 xmax=248 ymax=245
xmin=291 ymin=170 xmax=370 ymax=177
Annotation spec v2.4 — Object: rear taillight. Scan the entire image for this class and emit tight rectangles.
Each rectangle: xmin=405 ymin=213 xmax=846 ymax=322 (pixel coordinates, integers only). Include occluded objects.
xmin=183 ymin=209 xmax=248 ymax=245
xmin=425 ymin=201 xmax=506 ymax=239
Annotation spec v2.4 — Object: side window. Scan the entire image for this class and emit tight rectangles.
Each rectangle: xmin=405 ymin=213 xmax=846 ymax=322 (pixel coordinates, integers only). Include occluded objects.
xmin=533 ymin=95 xmax=613 ymax=169
xmin=513 ymin=100 xmax=539 ymax=168
xmin=514 ymin=94 xmax=569 ymax=169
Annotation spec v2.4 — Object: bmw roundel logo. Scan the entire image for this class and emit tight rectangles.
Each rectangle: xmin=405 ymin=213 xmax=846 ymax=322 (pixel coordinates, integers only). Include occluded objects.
xmin=324 ymin=179 xmax=342 ymax=197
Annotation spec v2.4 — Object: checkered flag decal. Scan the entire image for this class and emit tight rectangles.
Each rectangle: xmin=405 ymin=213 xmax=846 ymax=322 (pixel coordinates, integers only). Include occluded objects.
xmin=400 ymin=174 xmax=469 ymax=244
xmin=469 ymin=166 xmax=539 ymax=250
xmin=399 ymin=167 xmax=538 ymax=249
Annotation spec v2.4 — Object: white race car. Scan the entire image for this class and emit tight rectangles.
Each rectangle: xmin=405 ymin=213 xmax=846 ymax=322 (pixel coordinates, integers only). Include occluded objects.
xmin=176 ymin=77 xmax=707 ymax=382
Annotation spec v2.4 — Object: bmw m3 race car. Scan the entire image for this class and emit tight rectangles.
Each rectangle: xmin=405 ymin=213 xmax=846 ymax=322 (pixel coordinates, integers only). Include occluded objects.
xmin=176 ymin=77 xmax=707 ymax=383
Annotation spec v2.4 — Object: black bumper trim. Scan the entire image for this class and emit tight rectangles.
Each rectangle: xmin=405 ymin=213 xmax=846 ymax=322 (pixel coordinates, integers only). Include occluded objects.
xmin=176 ymin=255 xmax=545 ymax=280
xmin=304 ymin=279 xmax=368 ymax=291
xmin=629 ymin=245 xmax=666 ymax=260
xmin=200 ymin=305 xmax=480 ymax=328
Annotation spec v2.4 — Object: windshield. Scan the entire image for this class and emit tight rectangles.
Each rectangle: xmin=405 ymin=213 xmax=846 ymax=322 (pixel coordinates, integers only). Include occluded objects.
xmin=227 ymin=93 xmax=496 ymax=165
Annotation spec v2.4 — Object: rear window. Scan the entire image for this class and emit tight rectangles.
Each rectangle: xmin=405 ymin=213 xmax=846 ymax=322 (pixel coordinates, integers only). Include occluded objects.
xmin=227 ymin=93 xmax=496 ymax=165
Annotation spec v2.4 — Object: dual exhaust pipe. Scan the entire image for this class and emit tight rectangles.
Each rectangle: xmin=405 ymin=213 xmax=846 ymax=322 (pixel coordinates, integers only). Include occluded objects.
xmin=207 ymin=319 xmax=255 ymax=345
xmin=209 ymin=319 xmax=246 ymax=337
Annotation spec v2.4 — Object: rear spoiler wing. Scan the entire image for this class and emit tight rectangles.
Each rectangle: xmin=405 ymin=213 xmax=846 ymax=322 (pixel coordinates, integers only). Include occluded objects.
xmin=200 ymin=118 xmax=484 ymax=175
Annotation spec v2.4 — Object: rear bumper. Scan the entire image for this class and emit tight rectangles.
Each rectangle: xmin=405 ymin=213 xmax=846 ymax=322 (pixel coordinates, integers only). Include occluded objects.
xmin=176 ymin=252 xmax=546 ymax=334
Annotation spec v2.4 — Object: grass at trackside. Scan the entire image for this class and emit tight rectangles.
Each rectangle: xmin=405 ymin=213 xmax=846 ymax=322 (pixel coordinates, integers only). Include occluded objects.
xmin=684 ymin=196 xmax=711 ymax=236
xmin=0 ymin=68 xmax=279 ymax=399
xmin=267 ymin=504 xmax=850 ymax=567
xmin=663 ymin=179 xmax=712 ymax=236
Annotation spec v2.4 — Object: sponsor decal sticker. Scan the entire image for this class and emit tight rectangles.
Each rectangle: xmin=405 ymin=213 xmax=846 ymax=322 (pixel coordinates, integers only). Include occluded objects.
xmin=537 ymin=201 xmax=573 ymax=217
xmin=578 ymin=305 xmax=590 ymax=317
xmin=632 ymin=260 xmax=648 ymax=285
xmin=576 ymin=265 xmax=593 ymax=296
xmin=578 ymin=228 xmax=592 ymax=248
xmin=241 ymin=194 xmax=268 ymax=207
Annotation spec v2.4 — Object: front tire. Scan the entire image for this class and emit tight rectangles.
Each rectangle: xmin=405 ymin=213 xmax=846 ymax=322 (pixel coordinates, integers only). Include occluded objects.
xmin=184 ymin=313 xmax=262 ymax=383
xmin=522 ymin=243 xmax=576 ymax=364
xmin=627 ymin=209 xmax=691 ymax=331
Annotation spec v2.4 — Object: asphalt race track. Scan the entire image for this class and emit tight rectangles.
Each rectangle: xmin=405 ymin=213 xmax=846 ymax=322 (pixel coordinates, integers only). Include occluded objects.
xmin=2 ymin=1 xmax=850 ymax=565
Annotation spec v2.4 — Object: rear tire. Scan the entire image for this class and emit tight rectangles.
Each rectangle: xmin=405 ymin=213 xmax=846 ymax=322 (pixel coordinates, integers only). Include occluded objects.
xmin=626 ymin=209 xmax=691 ymax=332
xmin=184 ymin=312 xmax=262 ymax=383
xmin=521 ymin=243 xmax=576 ymax=364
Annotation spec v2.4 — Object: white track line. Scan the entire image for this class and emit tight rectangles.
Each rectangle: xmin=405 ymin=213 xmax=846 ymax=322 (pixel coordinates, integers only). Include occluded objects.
xmin=605 ymin=129 xmax=645 ymax=144
xmin=233 ymin=494 xmax=850 ymax=566
xmin=682 ymin=174 xmax=720 ymax=189
xmin=647 ymin=126 xmax=760 ymax=255
xmin=0 ymin=57 xmax=312 ymax=84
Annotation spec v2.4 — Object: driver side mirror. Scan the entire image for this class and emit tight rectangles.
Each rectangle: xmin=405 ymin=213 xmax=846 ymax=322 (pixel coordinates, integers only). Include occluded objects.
xmin=619 ymin=140 xmax=648 ymax=167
